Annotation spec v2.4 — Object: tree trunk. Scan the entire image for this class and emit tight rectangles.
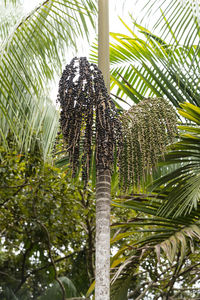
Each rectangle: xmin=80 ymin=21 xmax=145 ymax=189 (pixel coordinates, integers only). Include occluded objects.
xmin=95 ymin=169 xmax=111 ymax=300
xmin=98 ymin=0 xmax=110 ymax=92
xmin=96 ymin=1 xmax=110 ymax=299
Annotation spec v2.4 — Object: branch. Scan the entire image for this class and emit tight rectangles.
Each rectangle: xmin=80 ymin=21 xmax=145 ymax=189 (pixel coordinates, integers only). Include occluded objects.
xmin=0 ymin=271 xmax=19 ymax=282
xmin=128 ymin=280 xmax=155 ymax=299
xmin=110 ymin=92 xmax=131 ymax=108
xmin=188 ymin=273 xmax=200 ymax=285
xmin=37 ymin=220 xmax=66 ymax=300
xmin=11 ymin=250 xmax=82 ymax=295
xmin=0 ymin=180 xmax=28 ymax=207
xmin=164 ymin=251 xmax=183 ymax=298
xmin=14 ymin=242 xmax=33 ymax=294
xmin=128 ymin=263 xmax=178 ymax=299
xmin=14 ymin=0 xmax=49 ymax=31
xmin=116 ymin=193 xmax=158 ymax=199
xmin=30 ymin=251 xmax=82 ymax=275
xmin=178 ymin=262 xmax=200 ymax=277
xmin=135 ymin=281 xmax=159 ymax=300
xmin=67 ymin=298 xmax=90 ymax=300
xmin=0 ymin=184 xmax=30 ymax=189
xmin=174 ymin=287 xmax=200 ymax=291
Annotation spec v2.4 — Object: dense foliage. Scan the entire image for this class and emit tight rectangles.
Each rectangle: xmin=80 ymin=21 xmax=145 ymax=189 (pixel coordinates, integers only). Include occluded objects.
xmin=0 ymin=141 xmax=96 ymax=299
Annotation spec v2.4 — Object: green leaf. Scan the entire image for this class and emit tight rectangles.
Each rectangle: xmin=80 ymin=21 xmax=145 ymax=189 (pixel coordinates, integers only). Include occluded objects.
xmin=86 ymin=280 xmax=95 ymax=298
xmin=111 ymin=75 xmax=140 ymax=104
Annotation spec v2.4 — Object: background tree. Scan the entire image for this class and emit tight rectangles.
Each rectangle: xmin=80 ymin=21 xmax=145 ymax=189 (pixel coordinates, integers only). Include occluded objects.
xmin=0 ymin=138 xmax=96 ymax=299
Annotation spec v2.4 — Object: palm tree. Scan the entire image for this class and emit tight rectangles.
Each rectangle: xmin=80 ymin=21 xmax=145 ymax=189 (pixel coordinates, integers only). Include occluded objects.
xmin=57 ymin=56 xmax=122 ymax=300
xmin=96 ymin=1 xmax=111 ymax=298
xmin=56 ymin=56 xmax=177 ymax=300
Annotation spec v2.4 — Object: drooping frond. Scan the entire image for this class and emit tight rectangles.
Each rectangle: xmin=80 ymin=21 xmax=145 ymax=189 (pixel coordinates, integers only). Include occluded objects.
xmin=138 ymin=0 xmax=200 ymax=45
xmin=151 ymin=103 xmax=200 ymax=218
xmin=57 ymin=57 xmax=121 ymax=183
xmin=155 ymin=224 xmax=200 ymax=264
xmin=3 ymin=0 xmax=18 ymax=6
xmin=119 ymin=98 xmax=177 ymax=189
xmin=0 ymin=2 xmax=22 ymax=41
xmin=0 ymin=0 xmax=97 ymax=158
xmin=112 ymin=193 xmax=200 ymax=268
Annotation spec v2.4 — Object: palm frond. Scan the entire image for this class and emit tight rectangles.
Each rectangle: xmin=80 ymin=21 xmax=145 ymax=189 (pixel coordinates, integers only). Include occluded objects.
xmin=0 ymin=2 xmax=22 ymax=41
xmin=0 ymin=0 xmax=97 ymax=158
xmin=138 ymin=0 xmax=200 ymax=45
xmin=90 ymin=14 xmax=200 ymax=107
xmin=3 ymin=0 xmax=18 ymax=6
xmin=112 ymin=194 xmax=200 ymax=264
xmin=110 ymin=193 xmax=200 ymax=299
xmin=150 ymin=103 xmax=200 ymax=218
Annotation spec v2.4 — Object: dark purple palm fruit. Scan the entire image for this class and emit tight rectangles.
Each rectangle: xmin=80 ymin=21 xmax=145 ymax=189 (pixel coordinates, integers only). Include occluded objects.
xmin=57 ymin=57 xmax=121 ymax=184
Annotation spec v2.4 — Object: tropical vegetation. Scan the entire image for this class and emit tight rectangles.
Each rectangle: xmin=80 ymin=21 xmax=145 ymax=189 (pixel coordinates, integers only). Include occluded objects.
xmin=1 ymin=0 xmax=200 ymax=299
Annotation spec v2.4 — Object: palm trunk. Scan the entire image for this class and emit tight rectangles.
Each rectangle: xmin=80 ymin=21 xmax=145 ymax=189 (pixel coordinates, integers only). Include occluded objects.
xmin=95 ymin=169 xmax=111 ymax=300
xmin=96 ymin=1 xmax=110 ymax=299
xmin=98 ymin=0 xmax=110 ymax=91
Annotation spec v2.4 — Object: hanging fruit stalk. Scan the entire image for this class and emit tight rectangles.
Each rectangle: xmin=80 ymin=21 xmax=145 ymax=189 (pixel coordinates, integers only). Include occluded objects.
xmin=57 ymin=57 xmax=121 ymax=300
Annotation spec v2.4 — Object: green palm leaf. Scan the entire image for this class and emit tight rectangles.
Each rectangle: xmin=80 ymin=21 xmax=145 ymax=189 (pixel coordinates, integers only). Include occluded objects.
xmin=139 ymin=0 xmax=200 ymax=46
xmin=38 ymin=276 xmax=78 ymax=300
xmin=0 ymin=0 xmax=97 ymax=158
xmin=109 ymin=199 xmax=200 ymax=300
xmin=112 ymin=194 xmax=200 ymax=266
xmin=150 ymin=103 xmax=200 ymax=218
xmin=89 ymin=2 xmax=200 ymax=108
